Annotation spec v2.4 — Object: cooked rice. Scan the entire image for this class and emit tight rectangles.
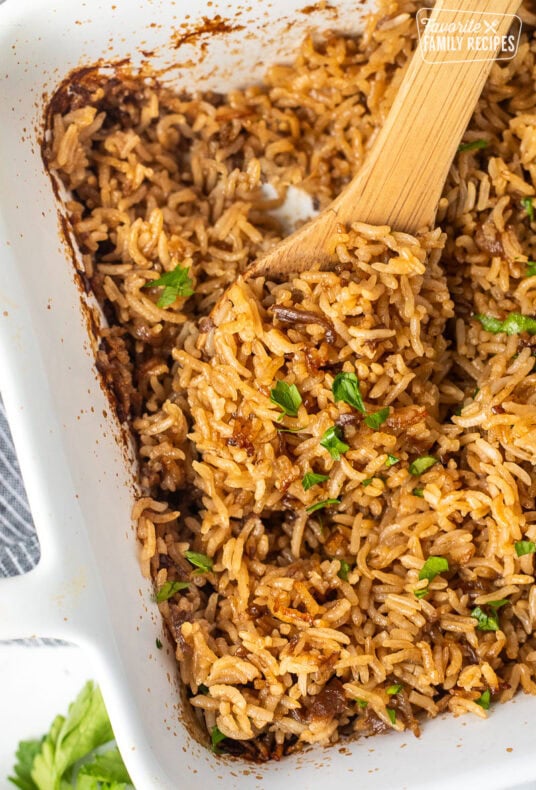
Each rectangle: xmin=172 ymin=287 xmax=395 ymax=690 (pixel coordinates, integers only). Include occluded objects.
xmin=46 ymin=0 xmax=536 ymax=760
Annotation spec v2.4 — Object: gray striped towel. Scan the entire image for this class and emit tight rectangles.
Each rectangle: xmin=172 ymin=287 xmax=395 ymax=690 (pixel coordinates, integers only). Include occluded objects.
xmin=0 ymin=396 xmax=38 ymax=579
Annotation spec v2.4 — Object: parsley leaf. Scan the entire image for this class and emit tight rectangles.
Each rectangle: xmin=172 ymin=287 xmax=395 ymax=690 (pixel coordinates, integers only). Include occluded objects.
xmin=458 ymin=139 xmax=488 ymax=152
xmin=332 ymin=372 xmax=366 ymax=413
xmin=387 ymin=684 xmax=402 ymax=696
xmin=471 ymin=599 xmax=510 ymax=631
xmin=302 ymin=472 xmax=329 ymax=491
xmin=156 ymin=580 xmax=189 ymax=602
xmin=385 ymin=454 xmax=399 ymax=467
xmin=338 ymin=559 xmax=351 ymax=581
xmin=211 ymin=726 xmax=227 ymax=754
xmin=356 ymin=699 xmax=368 ymax=709
xmin=475 ymin=312 xmax=536 ymax=336
xmin=362 ymin=476 xmax=383 ymax=487
xmin=522 ymin=196 xmax=535 ymax=222
xmin=414 ymin=586 xmax=429 ymax=599
xmin=409 ymin=455 xmax=438 ymax=476
xmin=198 ymin=684 xmax=209 ymax=695
xmin=412 ymin=487 xmax=424 ymax=498
xmin=476 ymin=689 xmax=491 ymax=710
xmin=270 ymin=380 xmax=302 ymax=418
xmin=364 ymin=407 xmax=390 ymax=430
xmin=386 ymin=708 xmax=396 ymax=725
xmin=515 ymin=540 xmax=536 ymax=556
xmin=9 ymin=739 xmax=41 ymax=790
xmin=526 ymin=262 xmax=536 ymax=278
xmin=76 ymin=746 xmax=132 ymax=786
xmin=320 ymin=425 xmax=349 ymax=460
xmin=184 ymin=550 xmax=213 ymax=574
xmin=142 ymin=263 xmax=194 ymax=308
xmin=306 ymin=498 xmax=340 ymax=513
xmin=155 ymin=638 xmax=163 ymax=650
xmin=419 ymin=556 xmax=449 ymax=582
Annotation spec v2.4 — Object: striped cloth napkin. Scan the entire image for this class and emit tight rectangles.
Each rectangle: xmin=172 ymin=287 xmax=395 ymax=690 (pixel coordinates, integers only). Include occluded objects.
xmin=0 ymin=396 xmax=38 ymax=578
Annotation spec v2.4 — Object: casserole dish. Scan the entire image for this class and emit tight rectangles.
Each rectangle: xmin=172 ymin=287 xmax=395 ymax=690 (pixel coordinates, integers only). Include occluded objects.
xmin=1 ymin=0 xmax=536 ymax=787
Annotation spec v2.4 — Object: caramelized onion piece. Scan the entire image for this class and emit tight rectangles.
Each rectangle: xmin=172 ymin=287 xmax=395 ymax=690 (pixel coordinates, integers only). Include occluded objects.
xmin=271 ymin=305 xmax=336 ymax=344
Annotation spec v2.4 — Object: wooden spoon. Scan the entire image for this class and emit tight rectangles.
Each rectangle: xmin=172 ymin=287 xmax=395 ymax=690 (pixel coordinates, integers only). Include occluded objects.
xmin=240 ymin=0 xmax=521 ymax=282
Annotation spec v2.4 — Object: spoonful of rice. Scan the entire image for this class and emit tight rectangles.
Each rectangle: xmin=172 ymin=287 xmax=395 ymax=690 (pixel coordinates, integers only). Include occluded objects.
xmin=238 ymin=0 xmax=521 ymax=282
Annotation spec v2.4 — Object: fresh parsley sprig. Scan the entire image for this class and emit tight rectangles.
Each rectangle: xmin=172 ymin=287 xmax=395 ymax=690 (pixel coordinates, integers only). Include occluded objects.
xmin=8 ymin=682 xmax=132 ymax=790
xmin=419 ymin=556 xmax=449 ymax=582
xmin=331 ymin=372 xmax=389 ymax=431
xmin=471 ymin=599 xmax=510 ymax=631
xmin=338 ymin=560 xmax=351 ymax=581
xmin=306 ymin=498 xmax=340 ymax=513
xmin=211 ymin=726 xmax=227 ymax=754
xmin=156 ymin=580 xmax=189 ymax=602
xmin=458 ymin=139 xmax=488 ymax=153
xmin=409 ymin=456 xmax=438 ymax=476
xmin=475 ymin=312 xmax=536 ymax=336
xmin=320 ymin=425 xmax=349 ymax=460
xmin=332 ymin=372 xmax=366 ymax=413
xmin=142 ymin=263 xmax=194 ymax=308
xmin=184 ymin=550 xmax=213 ymax=574
xmin=476 ymin=689 xmax=491 ymax=710
xmin=515 ymin=540 xmax=536 ymax=556
xmin=364 ymin=407 xmax=390 ymax=430
xmin=522 ymin=196 xmax=535 ymax=222
xmin=270 ymin=381 xmax=302 ymax=418
xmin=302 ymin=472 xmax=329 ymax=491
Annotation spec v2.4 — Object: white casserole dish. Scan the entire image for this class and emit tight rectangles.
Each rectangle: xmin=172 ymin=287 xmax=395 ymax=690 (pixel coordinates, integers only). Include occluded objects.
xmin=1 ymin=0 xmax=535 ymax=787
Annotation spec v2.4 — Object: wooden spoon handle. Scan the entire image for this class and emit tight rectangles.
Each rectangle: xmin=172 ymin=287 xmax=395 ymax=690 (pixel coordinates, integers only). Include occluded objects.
xmin=248 ymin=0 xmax=521 ymax=280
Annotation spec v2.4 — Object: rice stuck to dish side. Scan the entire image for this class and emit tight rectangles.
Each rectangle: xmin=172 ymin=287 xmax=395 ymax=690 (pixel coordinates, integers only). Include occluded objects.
xmin=46 ymin=1 xmax=536 ymax=760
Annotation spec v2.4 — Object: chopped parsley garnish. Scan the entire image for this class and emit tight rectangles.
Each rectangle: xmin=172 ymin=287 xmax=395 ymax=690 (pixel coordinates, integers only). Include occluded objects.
xmin=409 ymin=455 xmax=438 ymax=476
xmin=184 ymin=550 xmax=213 ymax=574
xmin=515 ymin=540 xmax=536 ymax=556
xmin=338 ymin=559 xmax=351 ymax=581
xmin=385 ymin=454 xmax=399 ymax=467
xmin=476 ymin=689 xmax=491 ymax=710
xmin=364 ymin=407 xmax=390 ymax=430
xmin=458 ymin=139 xmax=488 ymax=152
xmin=270 ymin=380 xmax=302 ymax=417
xmin=362 ymin=476 xmax=382 ymax=487
xmin=522 ymin=196 xmax=535 ymax=222
xmin=332 ymin=372 xmax=366 ymax=413
xmin=412 ymin=487 xmax=424 ymax=498
xmin=302 ymin=472 xmax=329 ymax=491
xmin=156 ymin=580 xmax=189 ymax=602
xmin=387 ymin=684 xmax=402 ymax=696
xmin=526 ymin=262 xmax=536 ymax=278
xmin=320 ymin=425 xmax=349 ymax=460
xmin=419 ymin=556 xmax=449 ymax=582
xmin=198 ymin=684 xmax=209 ymax=695
xmin=356 ymin=699 xmax=368 ymax=709
xmin=386 ymin=708 xmax=396 ymax=725
xmin=211 ymin=726 xmax=226 ymax=754
xmin=471 ymin=599 xmax=510 ymax=632
xmin=156 ymin=638 xmax=163 ymax=649
xmin=414 ymin=586 xmax=429 ymax=599
xmin=475 ymin=312 xmax=536 ymax=336
xmin=142 ymin=263 xmax=194 ymax=308
xmin=306 ymin=498 xmax=340 ymax=513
